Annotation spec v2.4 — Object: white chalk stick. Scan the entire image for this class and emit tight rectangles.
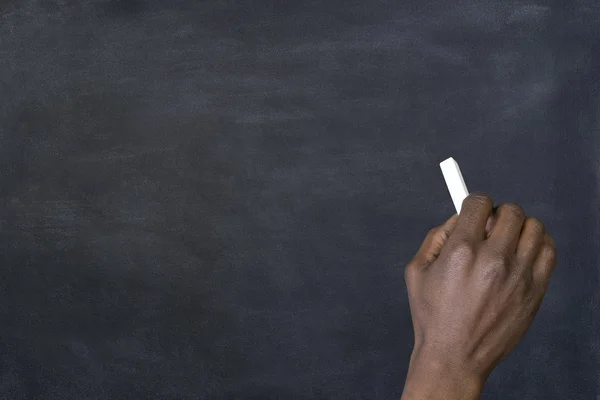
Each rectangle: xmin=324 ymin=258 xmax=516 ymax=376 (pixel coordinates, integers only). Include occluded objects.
xmin=440 ymin=157 xmax=469 ymax=214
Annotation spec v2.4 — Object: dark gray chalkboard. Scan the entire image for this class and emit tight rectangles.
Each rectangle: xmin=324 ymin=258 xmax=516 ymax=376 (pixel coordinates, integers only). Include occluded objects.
xmin=0 ymin=1 xmax=598 ymax=399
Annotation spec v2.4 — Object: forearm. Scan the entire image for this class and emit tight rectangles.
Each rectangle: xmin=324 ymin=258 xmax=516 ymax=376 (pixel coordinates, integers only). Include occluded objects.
xmin=401 ymin=346 xmax=483 ymax=400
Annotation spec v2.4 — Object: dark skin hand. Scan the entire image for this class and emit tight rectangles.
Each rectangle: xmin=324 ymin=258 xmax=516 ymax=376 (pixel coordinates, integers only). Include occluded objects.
xmin=401 ymin=193 xmax=557 ymax=400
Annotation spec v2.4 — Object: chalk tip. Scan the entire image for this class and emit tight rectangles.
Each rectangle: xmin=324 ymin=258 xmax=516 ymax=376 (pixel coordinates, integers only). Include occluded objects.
xmin=440 ymin=156 xmax=456 ymax=165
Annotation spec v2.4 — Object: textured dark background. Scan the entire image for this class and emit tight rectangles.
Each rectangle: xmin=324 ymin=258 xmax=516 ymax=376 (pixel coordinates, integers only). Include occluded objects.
xmin=0 ymin=1 xmax=598 ymax=399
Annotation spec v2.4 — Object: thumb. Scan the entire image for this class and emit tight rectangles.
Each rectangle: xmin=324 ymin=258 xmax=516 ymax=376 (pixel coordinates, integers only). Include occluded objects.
xmin=414 ymin=214 xmax=459 ymax=266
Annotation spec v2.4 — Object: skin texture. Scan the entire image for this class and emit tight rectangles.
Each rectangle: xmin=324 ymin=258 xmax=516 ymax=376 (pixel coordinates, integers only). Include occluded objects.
xmin=401 ymin=192 xmax=557 ymax=400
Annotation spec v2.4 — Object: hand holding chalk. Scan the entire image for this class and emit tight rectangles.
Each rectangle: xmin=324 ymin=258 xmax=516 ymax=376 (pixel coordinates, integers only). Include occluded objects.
xmin=440 ymin=157 xmax=469 ymax=214
xmin=439 ymin=157 xmax=494 ymax=234
xmin=402 ymin=191 xmax=557 ymax=400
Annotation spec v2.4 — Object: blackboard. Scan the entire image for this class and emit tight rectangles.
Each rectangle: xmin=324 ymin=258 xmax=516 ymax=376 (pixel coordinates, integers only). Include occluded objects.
xmin=0 ymin=1 xmax=598 ymax=399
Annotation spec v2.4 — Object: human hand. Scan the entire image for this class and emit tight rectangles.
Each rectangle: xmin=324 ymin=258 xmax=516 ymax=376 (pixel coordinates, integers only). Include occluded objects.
xmin=401 ymin=193 xmax=556 ymax=400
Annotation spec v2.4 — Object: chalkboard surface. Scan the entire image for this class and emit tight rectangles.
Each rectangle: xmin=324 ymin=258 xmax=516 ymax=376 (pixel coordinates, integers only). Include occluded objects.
xmin=0 ymin=1 xmax=598 ymax=399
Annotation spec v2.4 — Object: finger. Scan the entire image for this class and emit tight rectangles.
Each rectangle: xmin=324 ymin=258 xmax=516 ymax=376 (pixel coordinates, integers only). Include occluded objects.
xmin=453 ymin=192 xmax=494 ymax=243
xmin=486 ymin=203 xmax=526 ymax=254
xmin=532 ymin=234 xmax=556 ymax=288
xmin=484 ymin=209 xmax=498 ymax=238
xmin=516 ymin=217 xmax=545 ymax=268
xmin=413 ymin=214 xmax=459 ymax=265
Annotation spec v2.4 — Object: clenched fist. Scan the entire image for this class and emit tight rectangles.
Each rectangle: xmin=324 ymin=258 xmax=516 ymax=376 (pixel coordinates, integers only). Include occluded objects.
xmin=401 ymin=193 xmax=556 ymax=400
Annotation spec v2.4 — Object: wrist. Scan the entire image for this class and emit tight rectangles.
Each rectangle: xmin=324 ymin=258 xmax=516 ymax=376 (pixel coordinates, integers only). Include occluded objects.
xmin=401 ymin=346 xmax=484 ymax=400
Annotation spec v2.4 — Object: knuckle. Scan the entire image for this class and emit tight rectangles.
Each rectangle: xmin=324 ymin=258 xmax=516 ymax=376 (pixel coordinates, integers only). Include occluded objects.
xmin=502 ymin=203 xmax=525 ymax=219
xmin=482 ymin=261 xmax=507 ymax=281
xmin=427 ymin=227 xmax=438 ymax=237
xmin=466 ymin=192 xmax=493 ymax=208
xmin=481 ymin=247 xmax=512 ymax=274
xmin=446 ymin=239 xmax=475 ymax=263
xmin=528 ymin=218 xmax=545 ymax=235
xmin=542 ymin=244 xmax=557 ymax=262
xmin=452 ymin=238 xmax=475 ymax=254
xmin=439 ymin=226 xmax=451 ymax=241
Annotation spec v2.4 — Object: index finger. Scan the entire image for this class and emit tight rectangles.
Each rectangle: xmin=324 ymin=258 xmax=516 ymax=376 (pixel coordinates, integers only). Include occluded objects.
xmin=452 ymin=192 xmax=494 ymax=244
